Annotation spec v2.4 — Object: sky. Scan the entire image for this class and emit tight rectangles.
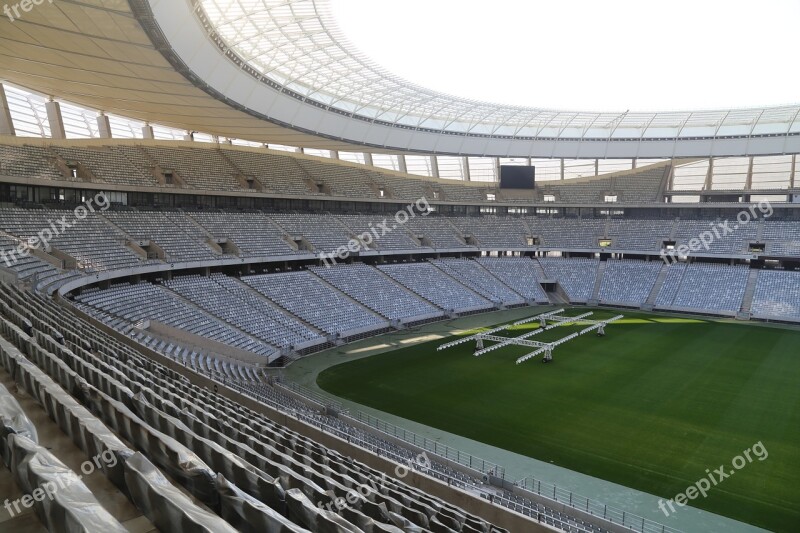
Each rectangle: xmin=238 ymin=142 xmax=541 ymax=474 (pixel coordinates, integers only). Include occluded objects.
xmin=329 ymin=0 xmax=800 ymax=112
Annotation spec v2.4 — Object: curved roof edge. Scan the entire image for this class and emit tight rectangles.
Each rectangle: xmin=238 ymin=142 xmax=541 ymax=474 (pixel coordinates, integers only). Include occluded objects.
xmin=137 ymin=0 xmax=800 ymax=158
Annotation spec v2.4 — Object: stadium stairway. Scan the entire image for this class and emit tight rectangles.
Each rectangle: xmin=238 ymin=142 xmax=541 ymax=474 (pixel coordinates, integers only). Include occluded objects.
xmin=531 ymin=259 xmax=548 ymax=282
xmin=642 ymin=263 xmax=670 ymax=311
xmin=738 ymin=269 xmax=760 ymax=318
xmin=588 ymin=261 xmax=608 ymax=305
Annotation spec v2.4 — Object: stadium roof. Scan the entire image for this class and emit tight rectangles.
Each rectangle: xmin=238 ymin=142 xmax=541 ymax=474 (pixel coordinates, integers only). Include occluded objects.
xmin=199 ymin=0 xmax=800 ymax=137
xmin=0 ymin=0 xmax=798 ymax=158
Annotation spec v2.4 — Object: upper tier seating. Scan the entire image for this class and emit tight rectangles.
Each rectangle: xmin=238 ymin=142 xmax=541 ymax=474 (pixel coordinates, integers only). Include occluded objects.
xmin=378 ymin=262 xmax=493 ymax=313
xmin=451 ymin=216 xmax=530 ymax=248
xmin=187 ymin=210 xmax=296 ymax=257
xmin=763 ymin=221 xmax=800 ymax=257
xmin=51 ymin=145 xmax=160 ymax=187
xmin=0 ymin=208 xmax=149 ymax=272
xmin=295 ymin=158 xmax=376 ymax=198
xmin=0 ymin=144 xmax=66 ymax=181
xmin=751 ymin=269 xmax=800 ymax=320
xmin=530 ymin=218 xmax=607 ymax=249
xmin=268 ymin=213 xmax=353 ymax=253
xmin=338 ymin=214 xmax=421 ymax=250
xmin=141 ymin=146 xmax=244 ymax=190
xmin=243 ymin=271 xmax=389 ymax=337
xmin=404 ymin=216 xmax=468 ymax=249
xmin=430 ymin=258 xmax=526 ymax=306
xmin=220 ymin=148 xmax=314 ymax=195
xmin=538 ymin=258 xmax=599 ymax=302
xmin=673 ymin=219 xmax=757 ymax=255
xmin=104 ymin=210 xmax=221 ymax=262
xmin=607 ymin=219 xmax=673 ymax=251
xmin=476 ymin=258 xmax=549 ymax=302
xmin=311 ymin=263 xmax=443 ymax=322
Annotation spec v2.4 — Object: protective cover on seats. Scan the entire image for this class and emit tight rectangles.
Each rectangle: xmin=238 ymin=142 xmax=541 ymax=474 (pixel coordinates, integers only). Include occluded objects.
xmin=0 ymin=381 xmax=37 ymax=464
xmin=216 ymin=473 xmax=312 ymax=533
xmin=7 ymin=433 xmax=128 ymax=533
xmin=124 ymin=452 xmax=239 ymax=533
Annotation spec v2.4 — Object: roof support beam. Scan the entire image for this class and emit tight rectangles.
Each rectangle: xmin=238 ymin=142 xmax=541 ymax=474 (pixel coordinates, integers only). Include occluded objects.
xmin=142 ymin=124 xmax=154 ymax=139
xmin=704 ymin=157 xmax=714 ymax=191
xmin=397 ymin=154 xmax=407 ymax=174
xmin=363 ymin=152 xmax=373 ymax=166
xmin=462 ymin=157 xmax=471 ymax=181
xmin=0 ymin=84 xmax=15 ymax=136
xmin=430 ymin=156 xmax=439 ymax=178
xmin=96 ymin=112 xmax=112 ymax=139
xmin=790 ymin=155 xmax=796 ymax=189
xmin=45 ymin=99 xmax=65 ymax=140
xmin=744 ymin=156 xmax=754 ymax=190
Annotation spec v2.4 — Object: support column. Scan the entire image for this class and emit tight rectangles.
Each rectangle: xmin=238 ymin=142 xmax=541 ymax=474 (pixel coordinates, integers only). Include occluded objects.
xmin=744 ymin=156 xmax=754 ymax=190
xmin=703 ymin=157 xmax=714 ymax=190
xmin=495 ymin=157 xmax=501 ymax=181
xmin=329 ymin=150 xmax=339 ymax=160
xmin=594 ymin=159 xmax=599 ymax=176
xmin=790 ymin=155 xmax=796 ymax=189
xmin=429 ymin=156 xmax=439 ymax=178
xmin=142 ymin=124 xmax=154 ymax=139
xmin=0 ymin=84 xmax=15 ymax=136
xmin=462 ymin=157 xmax=471 ymax=181
xmin=632 ymin=158 xmax=637 ymax=169
xmin=560 ymin=158 xmax=565 ymax=180
xmin=397 ymin=154 xmax=407 ymax=173
xmin=183 ymin=131 xmax=194 ymax=142
xmin=96 ymin=112 xmax=112 ymax=139
xmin=45 ymin=99 xmax=66 ymax=139
xmin=363 ymin=152 xmax=374 ymax=166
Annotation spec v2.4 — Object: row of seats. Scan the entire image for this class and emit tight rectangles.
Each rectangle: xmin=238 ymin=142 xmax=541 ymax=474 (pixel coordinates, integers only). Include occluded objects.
xmin=69 ymin=258 xmax=800 ymax=367
xmin=165 ymin=273 xmax=323 ymax=350
xmin=654 ymin=263 xmax=749 ymax=313
xmin=378 ymin=263 xmax=493 ymax=313
xmin=2 ymin=207 xmax=799 ymax=292
xmin=0 ymin=282 xmax=521 ymax=533
xmin=538 ymin=258 xmax=599 ymax=303
xmin=73 ymin=282 xmax=277 ymax=359
xmin=751 ymin=269 xmax=800 ymax=320
xmin=597 ymin=260 xmax=663 ymax=305
xmin=430 ymin=259 xmax=526 ymax=306
xmin=243 ymin=271 xmax=390 ymax=336
xmin=310 ymin=263 xmax=444 ymax=322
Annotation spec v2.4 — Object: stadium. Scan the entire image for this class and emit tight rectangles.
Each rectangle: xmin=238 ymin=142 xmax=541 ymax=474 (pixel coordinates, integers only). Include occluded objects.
xmin=0 ymin=1 xmax=798 ymax=532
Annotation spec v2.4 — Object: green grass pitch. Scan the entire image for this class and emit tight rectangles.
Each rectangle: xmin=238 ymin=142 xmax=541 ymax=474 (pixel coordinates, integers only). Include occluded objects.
xmin=317 ymin=309 xmax=800 ymax=532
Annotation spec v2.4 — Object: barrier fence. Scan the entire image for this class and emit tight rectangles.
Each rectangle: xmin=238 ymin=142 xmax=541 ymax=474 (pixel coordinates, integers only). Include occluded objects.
xmin=517 ymin=476 xmax=683 ymax=533
xmin=345 ymin=409 xmax=505 ymax=478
